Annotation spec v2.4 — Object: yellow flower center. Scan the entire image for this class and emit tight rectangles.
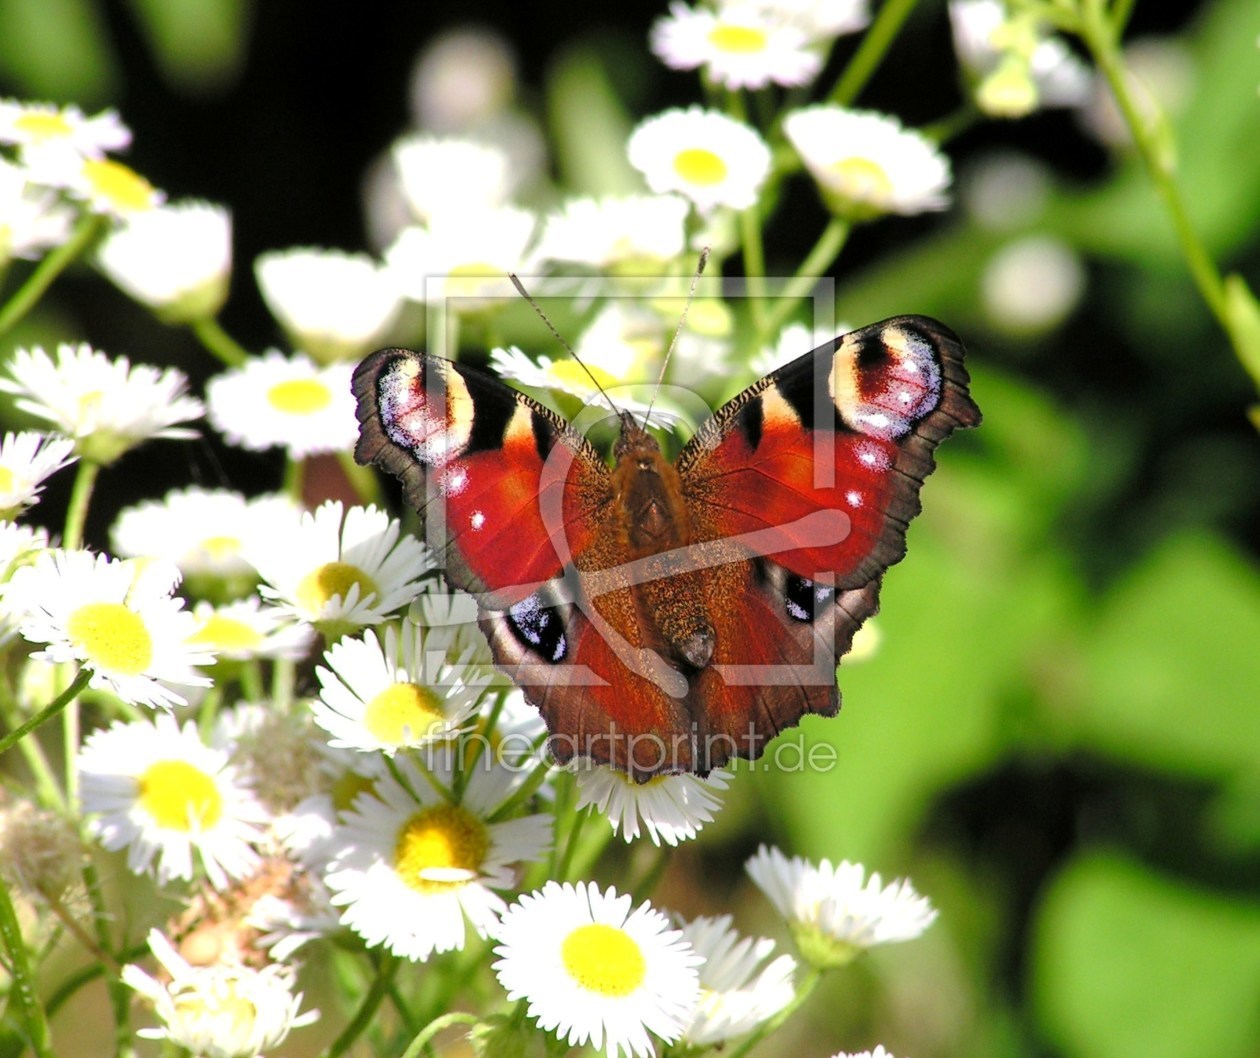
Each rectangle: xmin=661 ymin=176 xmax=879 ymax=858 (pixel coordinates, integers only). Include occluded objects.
xmin=172 ymin=989 xmax=256 ymax=1034
xmin=188 ymin=614 xmax=263 ymax=652
xmin=82 ymin=159 xmax=155 ymax=213
xmin=673 ymin=148 xmax=728 ymax=187
xmin=561 ymin=923 xmax=647 ymax=996
xmin=139 ymin=759 xmax=223 ymax=831
xmin=708 ymin=24 xmax=769 ymax=54
xmin=545 ymin=359 xmax=620 ymax=392
xmin=363 ymin=682 xmax=447 ymax=744
xmin=826 ymin=156 xmax=894 ymax=204
xmin=199 ymin=534 xmax=243 ymax=560
xmin=295 ymin=561 xmax=377 ymax=614
xmin=267 ymin=378 xmax=332 ymax=415
xmin=0 ymin=466 xmax=16 ymax=495
xmin=394 ymin=804 xmax=489 ymax=892
xmin=66 ymin=602 xmax=153 ymax=674
xmin=15 ymin=111 xmax=73 ymax=141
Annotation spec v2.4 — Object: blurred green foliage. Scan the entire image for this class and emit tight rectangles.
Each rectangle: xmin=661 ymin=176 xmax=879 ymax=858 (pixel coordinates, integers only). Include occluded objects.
xmin=1 ymin=0 xmax=1257 ymax=1057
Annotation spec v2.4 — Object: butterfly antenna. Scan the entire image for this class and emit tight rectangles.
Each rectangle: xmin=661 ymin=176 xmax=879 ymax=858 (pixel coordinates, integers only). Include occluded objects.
xmin=642 ymin=247 xmax=710 ymax=433
xmin=509 ymin=273 xmax=622 ymax=419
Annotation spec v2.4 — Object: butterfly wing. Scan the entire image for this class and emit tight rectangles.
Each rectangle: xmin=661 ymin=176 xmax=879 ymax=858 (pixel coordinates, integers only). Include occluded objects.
xmin=668 ymin=315 xmax=981 ymax=763
xmin=353 ymin=348 xmax=612 ymax=610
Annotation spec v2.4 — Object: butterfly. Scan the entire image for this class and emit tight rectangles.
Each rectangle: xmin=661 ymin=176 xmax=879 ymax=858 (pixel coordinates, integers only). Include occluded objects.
xmin=353 ymin=316 xmax=980 ymax=781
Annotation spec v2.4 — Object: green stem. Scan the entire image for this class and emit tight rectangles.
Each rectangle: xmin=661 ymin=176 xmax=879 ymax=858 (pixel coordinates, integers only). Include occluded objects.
xmin=828 ymin=0 xmax=922 ymax=106
xmin=724 ymin=966 xmax=823 ymax=1058
xmin=0 ymin=878 xmax=56 ymax=1058
xmin=1076 ymin=0 xmax=1227 ymax=328
xmin=555 ymin=803 xmax=588 ymax=882
xmin=759 ymin=217 xmax=851 ymax=346
xmin=740 ymin=205 xmax=769 ymax=330
xmin=80 ymin=856 xmax=133 ymax=1055
xmin=399 ymin=1012 xmax=479 ymax=1058
xmin=486 ymin=742 xmax=553 ymax=822
xmin=282 ymin=456 xmax=305 ymax=504
xmin=0 ymin=669 xmax=92 ymax=757
xmin=336 ymin=449 xmax=382 ymax=507
xmin=0 ymin=213 xmax=107 ymax=339
xmin=0 ymin=694 xmax=66 ymax=811
xmin=62 ymin=459 xmax=102 ymax=552
xmin=324 ymin=952 xmax=397 ymax=1058
xmin=189 ymin=316 xmax=250 ymax=367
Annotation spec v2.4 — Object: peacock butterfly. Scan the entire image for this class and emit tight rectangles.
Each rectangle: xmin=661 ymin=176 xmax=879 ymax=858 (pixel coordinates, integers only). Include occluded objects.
xmin=352 ymin=316 xmax=980 ymax=781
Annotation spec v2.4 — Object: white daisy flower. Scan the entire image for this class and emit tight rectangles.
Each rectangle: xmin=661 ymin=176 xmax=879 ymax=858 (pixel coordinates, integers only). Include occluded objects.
xmin=752 ymin=0 xmax=870 ymax=39
xmin=0 ymin=99 xmax=130 ymax=159
xmin=385 ymin=205 xmax=539 ymax=311
xmin=487 ymin=345 xmax=649 ymax=429
xmin=255 ymin=247 xmax=402 ymax=363
xmin=830 ymin=1048 xmax=900 ymax=1058
xmin=950 ymin=0 xmax=1091 ymax=118
xmin=493 ymin=880 xmax=702 ymax=1058
xmin=678 ymin=914 xmax=796 ymax=1047
xmin=324 ymin=754 xmax=551 ymax=961
xmin=188 ymin=598 xmax=314 ymax=662
xmin=628 ymin=107 xmax=772 ymax=214
xmin=392 ymin=134 xmax=515 ymax=223
xmin=0 ymin=522 xmax=49 ymax=645
xmin=573 ymin=765 xmax=729 ymax=846
xmin=78 ymin=714 xmax=268 ymax=887
xmin=245 ymin=500 xmax=432 ymax=636
xmin=410 ymin=587 xmax=495 ymax=669
xmin=745 ymin=845 xmax=937 ymax=968
xmin=122 ymin=929 xmax=318 ymax=1058
xmin=95 ymin=200 xmax=231 ymax=322
xmin=784 ymin=106 xmax=952 ymax=218
xmin=312 ymin=620 xmax=484 ymax=754
xmin=0 ymin=431 xmax=76 ymax=516
xmin=650 ymin=3 xmax=823 ymax=89
xmin=536 ymin=194 xmax=689 ymax=272
xmin=111 ymin=487 xmax=299 ymax=588
xmin=0 ymin=344 xmax=202 ymax=465
xmin=0 ymin=157 xmax=73 ymax=263
xmin=205 ymin=352 xmax=357 ymax=458
xmin=25 ymin=151 xmax=162 ymax=218
xmin=5 ymin=550 xmax=213 ymax=709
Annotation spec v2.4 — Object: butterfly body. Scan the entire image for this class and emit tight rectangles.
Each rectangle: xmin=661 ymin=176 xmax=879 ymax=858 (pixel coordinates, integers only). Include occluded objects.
xmin=354 ymin=316 xmax=980 ymax=780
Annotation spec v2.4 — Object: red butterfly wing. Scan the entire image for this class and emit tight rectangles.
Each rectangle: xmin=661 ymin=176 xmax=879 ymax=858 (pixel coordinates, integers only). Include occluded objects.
xmin=678 ymin=315 xmax=980 ymax=586
xmin=353 ymin=348 xmax=611 ymax=609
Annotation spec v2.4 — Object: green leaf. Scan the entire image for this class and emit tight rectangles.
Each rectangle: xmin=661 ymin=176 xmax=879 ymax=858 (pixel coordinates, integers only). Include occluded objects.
xmin=1033 ymin=852 xmax=1260 ymax=1058
xmin=0 ymin=0 xmax=118 ymax=102
xmin=545 ymin=43 xmax=642 ymax=197
xmin=1075 ymin=532 xmax=1260 ymax=777
xmin=125 ymin=0 xmax=251 ymax=94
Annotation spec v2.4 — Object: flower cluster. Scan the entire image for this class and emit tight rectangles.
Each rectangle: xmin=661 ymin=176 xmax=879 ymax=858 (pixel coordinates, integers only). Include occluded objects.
xmin=0 ymin=0 xmax=1105 ymax=1048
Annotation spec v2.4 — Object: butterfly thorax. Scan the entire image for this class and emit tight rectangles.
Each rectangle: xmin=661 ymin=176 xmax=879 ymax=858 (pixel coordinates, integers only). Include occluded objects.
xmin=611 ymin=420 xmax=716 ymax=670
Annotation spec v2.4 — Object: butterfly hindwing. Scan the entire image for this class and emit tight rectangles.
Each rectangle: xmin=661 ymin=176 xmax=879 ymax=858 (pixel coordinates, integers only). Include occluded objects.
xmin=353 ymin=348 xmax=612 ymax=610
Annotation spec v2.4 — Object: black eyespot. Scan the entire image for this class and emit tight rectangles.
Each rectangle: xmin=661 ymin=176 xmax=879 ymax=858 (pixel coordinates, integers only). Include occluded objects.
xmin=506 ymin=593 xmax=567 ymax=662
xmin=784 ymin=574 xmax=836 ymax=623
